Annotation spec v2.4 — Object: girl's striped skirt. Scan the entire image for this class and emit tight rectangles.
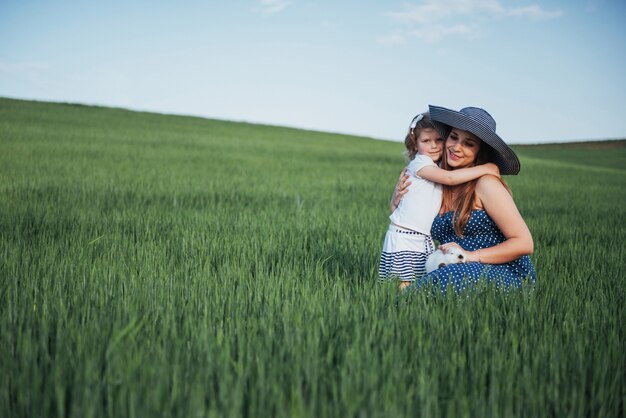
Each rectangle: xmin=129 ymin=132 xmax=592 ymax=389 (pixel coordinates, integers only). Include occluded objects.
xmin=379 ymin=225 xmax=435 ymax=282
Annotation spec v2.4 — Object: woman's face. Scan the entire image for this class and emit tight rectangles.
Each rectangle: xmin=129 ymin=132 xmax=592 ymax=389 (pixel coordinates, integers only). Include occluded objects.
xmin=445 ymin=128 xmax=482 ymax=169
xmin=417 ymin=128 xmax=444 ymax=163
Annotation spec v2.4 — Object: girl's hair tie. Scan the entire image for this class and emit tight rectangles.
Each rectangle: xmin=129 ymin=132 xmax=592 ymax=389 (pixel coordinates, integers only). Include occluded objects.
xmin=409 ymin=113 xmax=424 ymax=130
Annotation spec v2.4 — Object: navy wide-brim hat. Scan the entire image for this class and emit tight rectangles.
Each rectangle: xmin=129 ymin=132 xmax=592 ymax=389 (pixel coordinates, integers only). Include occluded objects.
xmin=428 ymin=105 xmax=521 ymax=175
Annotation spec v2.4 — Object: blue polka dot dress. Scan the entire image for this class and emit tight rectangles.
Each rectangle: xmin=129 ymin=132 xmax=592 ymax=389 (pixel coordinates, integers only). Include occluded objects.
xmin=409 ymin=210 xmax=536 ymax=295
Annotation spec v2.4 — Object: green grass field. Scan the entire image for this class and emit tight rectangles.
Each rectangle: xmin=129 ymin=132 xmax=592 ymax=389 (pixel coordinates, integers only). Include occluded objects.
xmin=1 ymin=97 xmax=624 ymax=417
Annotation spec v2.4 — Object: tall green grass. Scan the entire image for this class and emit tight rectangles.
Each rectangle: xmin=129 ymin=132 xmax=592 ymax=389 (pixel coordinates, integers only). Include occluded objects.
xmin=1 ymin=97 xmax=624 ymax=417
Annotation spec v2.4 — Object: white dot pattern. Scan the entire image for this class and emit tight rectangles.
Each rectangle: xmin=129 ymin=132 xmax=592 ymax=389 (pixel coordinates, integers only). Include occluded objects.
xmin=408 ymin=210 xmax=536 ymax=295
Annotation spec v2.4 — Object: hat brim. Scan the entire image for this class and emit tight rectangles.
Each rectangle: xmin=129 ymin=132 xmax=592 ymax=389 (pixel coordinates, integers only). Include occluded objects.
xmin=429 ymin=105 xmax=520 ymax=175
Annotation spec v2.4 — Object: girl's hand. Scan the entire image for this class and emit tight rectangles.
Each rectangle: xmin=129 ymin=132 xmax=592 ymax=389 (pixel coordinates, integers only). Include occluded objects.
xmin=390 ymin=168 xmax=411 ymax=212
xmin=484 ymin=162 xmax=500 ymax=178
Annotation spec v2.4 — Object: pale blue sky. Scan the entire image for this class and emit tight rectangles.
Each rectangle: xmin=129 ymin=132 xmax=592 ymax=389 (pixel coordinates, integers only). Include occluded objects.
xmin=1 ymin=0 xmax=625 ymax=143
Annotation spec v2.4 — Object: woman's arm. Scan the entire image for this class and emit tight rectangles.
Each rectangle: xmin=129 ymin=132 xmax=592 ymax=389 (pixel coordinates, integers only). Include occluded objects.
xmin=390 ymin=168 xmax=411 ymax=213
xmin=417 ymin=162 xmax=500 ymax=186
xmin=446 ymin=175 xmax=533 ymax=264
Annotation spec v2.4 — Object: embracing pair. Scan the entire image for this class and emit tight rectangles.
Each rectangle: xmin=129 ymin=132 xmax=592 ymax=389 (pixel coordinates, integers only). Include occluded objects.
xmin=379 ymin=105 xmax=536 ymax=294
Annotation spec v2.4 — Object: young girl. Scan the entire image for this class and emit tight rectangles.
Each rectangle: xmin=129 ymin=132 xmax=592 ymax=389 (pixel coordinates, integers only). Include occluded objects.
xmin=379 ymin=112 xmax=499 ymax=289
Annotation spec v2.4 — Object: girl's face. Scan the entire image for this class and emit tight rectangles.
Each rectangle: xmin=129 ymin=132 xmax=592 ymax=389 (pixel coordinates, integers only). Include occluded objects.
xmin=445 ymin=128 xmax=482 ymax=169
xmin=417 ymin=128 xmax=444 ymax=163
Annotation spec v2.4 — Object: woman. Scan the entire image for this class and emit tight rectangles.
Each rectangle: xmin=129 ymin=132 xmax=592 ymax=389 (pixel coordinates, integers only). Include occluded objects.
xmin=399 ymin=105 xmax=536 ymax=294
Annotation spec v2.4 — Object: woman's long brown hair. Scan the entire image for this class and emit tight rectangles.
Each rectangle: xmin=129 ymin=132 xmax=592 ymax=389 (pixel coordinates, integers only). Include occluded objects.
xmin=440 ymin=138 xmax=511 ymax=237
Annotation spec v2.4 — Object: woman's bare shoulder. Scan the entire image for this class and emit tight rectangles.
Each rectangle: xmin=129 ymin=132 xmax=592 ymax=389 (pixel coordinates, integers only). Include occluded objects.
xmin=476 ymin=174 xmax=503 ymax=188
xmin=475 ymin=174 xmax=510 ymax=207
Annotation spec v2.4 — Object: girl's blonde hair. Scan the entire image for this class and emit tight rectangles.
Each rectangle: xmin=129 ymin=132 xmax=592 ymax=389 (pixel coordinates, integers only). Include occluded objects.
xmin=440 ymin=137 xmax=512 ymax=237
xmin=404 ymin=112 xmax=435 ymax=160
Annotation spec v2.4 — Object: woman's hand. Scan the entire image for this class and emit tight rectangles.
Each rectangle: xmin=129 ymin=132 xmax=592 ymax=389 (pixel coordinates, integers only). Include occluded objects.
xmin=439 ymin=242 xmax=480 ymax=263
xmin=390 ymin=168 xmax=411 ymax=212
xmin=438 ymin=242 xmax=463 ymax=253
